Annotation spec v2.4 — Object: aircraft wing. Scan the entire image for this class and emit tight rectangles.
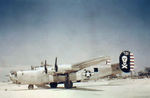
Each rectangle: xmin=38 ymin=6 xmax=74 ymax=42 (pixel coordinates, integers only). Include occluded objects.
xmin=54 ymin=56 xmax=110 ymax=74
xmin=72 ymin=56 xmax=110 ymax=71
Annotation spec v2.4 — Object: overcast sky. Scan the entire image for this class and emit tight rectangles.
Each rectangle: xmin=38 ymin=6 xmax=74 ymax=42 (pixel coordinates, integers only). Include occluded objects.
xmin=0 ymin=0 xmax=150 ymax=74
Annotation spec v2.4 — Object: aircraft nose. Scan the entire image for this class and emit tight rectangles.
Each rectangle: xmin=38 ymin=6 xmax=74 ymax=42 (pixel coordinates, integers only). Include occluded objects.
xmin=9 ymin=71 xmax=19 ymax=83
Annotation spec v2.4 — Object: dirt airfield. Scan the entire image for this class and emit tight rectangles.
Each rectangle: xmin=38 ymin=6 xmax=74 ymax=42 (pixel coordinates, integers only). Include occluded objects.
xmin=0 ymin=79 xmax=150 ymax=98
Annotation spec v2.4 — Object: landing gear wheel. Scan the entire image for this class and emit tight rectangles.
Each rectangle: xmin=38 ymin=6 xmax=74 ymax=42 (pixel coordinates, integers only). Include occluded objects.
xmin=64 ymin=80 xmax=73 ymax=89
xmin=50 ymin=82 xmax=58 ymax=88
xmin=28 ymin=84 xmax=34 ymax=90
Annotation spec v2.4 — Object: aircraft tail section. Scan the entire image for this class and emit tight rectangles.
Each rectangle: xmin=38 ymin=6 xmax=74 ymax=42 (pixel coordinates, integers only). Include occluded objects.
xmin=111 ymin=50 xmax=135 ymax=75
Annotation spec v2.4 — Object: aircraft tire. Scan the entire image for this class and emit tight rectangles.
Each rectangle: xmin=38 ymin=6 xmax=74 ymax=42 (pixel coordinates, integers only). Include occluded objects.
xmin=64 ymin=80 xmax=73 ymax=89
xmin=28 ymin=84 xmax=34 ymax=90
xmin=50 ymin=82 xmax=58 ymax=88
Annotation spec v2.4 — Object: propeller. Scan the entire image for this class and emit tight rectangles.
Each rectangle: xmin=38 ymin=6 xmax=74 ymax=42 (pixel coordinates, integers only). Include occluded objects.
xmin=44 ymin=60 xmax=48 ymax=74
xmin=55 ymin=57 xmax=58 ymax=72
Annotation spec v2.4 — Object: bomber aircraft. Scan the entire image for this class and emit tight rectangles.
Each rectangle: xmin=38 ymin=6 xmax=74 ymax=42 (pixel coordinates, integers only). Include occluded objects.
xmin=9 ymin=56 xmax=113 ymax=89
xmin=9 ymin=51 xmax=134 ymax=90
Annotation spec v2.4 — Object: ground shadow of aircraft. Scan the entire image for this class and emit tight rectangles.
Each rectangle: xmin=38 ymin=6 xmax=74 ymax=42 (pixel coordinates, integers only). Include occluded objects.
xmin=10 ymin=85 xmax=103 ymax=92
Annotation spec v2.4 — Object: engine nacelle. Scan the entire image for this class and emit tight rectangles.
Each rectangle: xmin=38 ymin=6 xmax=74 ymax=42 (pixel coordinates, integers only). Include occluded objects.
xmin=57 ymin=64 xmax=72 ymax=73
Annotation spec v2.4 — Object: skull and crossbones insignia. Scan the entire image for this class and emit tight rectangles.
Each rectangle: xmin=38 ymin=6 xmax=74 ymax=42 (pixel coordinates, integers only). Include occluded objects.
xmin=121 ymin=56 xmax=128 ymax=69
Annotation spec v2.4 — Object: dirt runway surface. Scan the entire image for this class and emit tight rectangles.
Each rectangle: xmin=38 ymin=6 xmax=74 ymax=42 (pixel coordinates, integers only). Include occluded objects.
xmin=0 ymin=79 xmax=150 ymax=98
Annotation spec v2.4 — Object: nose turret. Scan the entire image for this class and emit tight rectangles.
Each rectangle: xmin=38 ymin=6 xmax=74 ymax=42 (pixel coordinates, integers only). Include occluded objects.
xmin=9 ymin=71 xmax=20 ymax=84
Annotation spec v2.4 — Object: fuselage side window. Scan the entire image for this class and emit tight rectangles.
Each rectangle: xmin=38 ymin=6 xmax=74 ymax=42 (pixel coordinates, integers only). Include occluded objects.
xmin=94 ymin=68 xmax=98 ymax=72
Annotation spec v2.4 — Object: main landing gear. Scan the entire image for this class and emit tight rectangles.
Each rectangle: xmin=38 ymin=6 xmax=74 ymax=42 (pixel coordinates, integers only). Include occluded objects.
xmin=50 ymin=82 xmax=58 ymax=88
xmin=64 ymin=73 xmax=73 ymax=89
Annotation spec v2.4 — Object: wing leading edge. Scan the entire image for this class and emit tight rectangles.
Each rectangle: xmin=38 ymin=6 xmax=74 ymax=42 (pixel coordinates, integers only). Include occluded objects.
xmin=72 ymin=56 xmax=110 ymax=70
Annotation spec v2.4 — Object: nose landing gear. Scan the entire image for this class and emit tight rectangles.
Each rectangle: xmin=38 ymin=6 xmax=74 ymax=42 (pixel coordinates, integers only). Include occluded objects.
xmin=28 ymin=84 xmax=34 ymax=90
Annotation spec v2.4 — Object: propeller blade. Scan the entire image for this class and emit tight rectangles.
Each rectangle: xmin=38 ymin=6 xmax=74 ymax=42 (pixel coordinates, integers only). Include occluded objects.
xmin=44 ymin=60 xmax=48 ymax=74
xmin=55 ymin=57 xmax=58 ymax=72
